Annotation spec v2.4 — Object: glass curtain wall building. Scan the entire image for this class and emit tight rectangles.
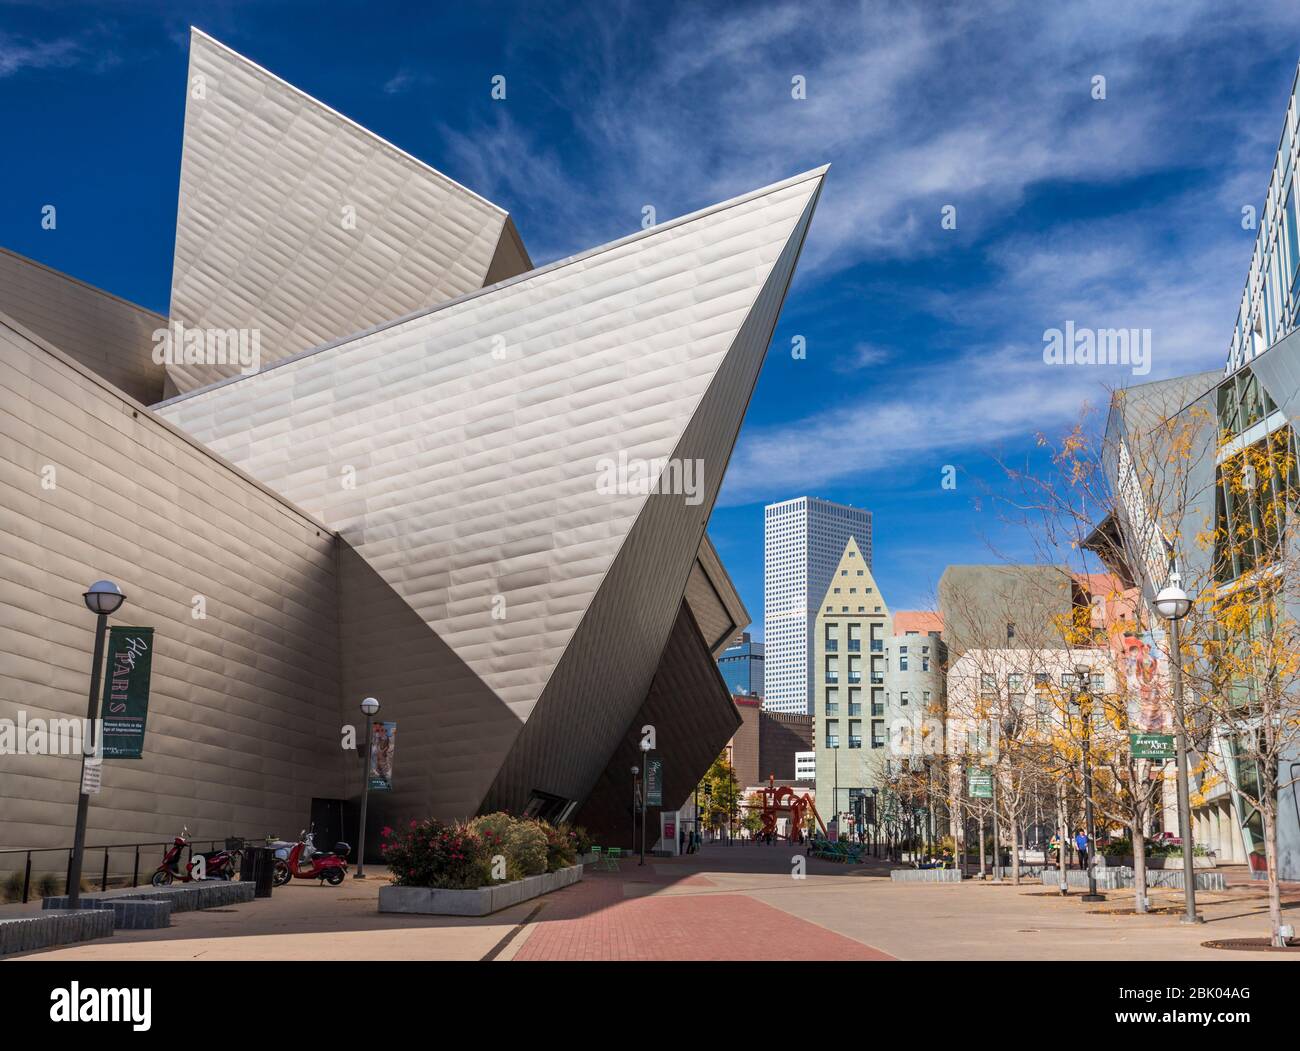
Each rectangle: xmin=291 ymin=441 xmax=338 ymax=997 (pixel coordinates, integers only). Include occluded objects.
xmin=764 ymin=497 xmax=872 ymax=715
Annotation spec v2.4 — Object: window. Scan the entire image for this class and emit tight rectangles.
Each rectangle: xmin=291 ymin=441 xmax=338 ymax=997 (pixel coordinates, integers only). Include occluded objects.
xmin=1006 ymin=622 xmax=1016 ymax=641
xmin=921 ymin=656 xmax=930 ymax=672
xmin=899 ymin=654 xmax=908 ymax=671
xmin=981 ymin=674 xmax=995 ymax=690
xmin=871 ymin=720 xmax=885 ymax=748
xmin=899 ymin=690 xmax=909 ymax=705
xmin=923 ymin=689 xmax=931 ymax=706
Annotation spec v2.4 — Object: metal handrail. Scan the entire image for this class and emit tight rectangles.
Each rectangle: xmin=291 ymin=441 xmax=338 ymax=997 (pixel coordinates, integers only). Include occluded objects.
xmin=0 ymin=835 xmax=263 ymax=905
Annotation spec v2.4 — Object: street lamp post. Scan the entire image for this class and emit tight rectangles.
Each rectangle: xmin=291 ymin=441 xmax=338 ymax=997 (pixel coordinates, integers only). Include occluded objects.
xmin=631 ymin=765 xmax=640 ymax=853
xmin=730 ymin=766 xmax=737 ymax=845
xmin=704 ymin=783 xmax=713 ymax=845
xmin=832 ymin=740 xmax=840 ymax=840
xmin=1154 ymin=572 xmax=1201 ymax=924
xmin=870 ymin=786 xmax=879 ymax=857
xmin=354 ymin=697 xmax=380 ymax=878
xmin=1074 ymin=665 xmax=1105 ymax=903
xmin=69 ymin=581 xmax=126 ymax=909
xmin=639 ymin=738 xmax=652 ymax=865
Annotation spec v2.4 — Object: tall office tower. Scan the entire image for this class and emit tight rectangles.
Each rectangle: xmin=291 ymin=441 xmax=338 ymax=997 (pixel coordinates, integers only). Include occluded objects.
xmin=763 ymin=497 xmax=872 ymax=714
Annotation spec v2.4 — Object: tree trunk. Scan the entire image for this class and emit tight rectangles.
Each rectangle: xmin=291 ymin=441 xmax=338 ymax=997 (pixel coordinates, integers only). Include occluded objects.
xmin=1057 ymin=783 xmax=1069 ymax=893
xmin=1263 ymin=794 xmax=1286 ymax=946
xmin=978 ymin=809 xmax=987 ymax=879
xmin=1009 ymin=805 xmax=1021 ymax=885
xmin=1131 ymin=812 xmax=1148 ymax=914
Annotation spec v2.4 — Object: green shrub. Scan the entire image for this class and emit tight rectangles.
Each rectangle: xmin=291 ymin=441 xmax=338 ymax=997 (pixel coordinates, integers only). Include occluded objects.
xmin=2 ymin=871 xmax=24 ymax=902
xmin=36 ymin=873 xmax=62 ymax=898
xmin=568 ymin=825 xmax=593 ymax=855
xmin=503 ymin=820 xmax=548 ymax=876
xmin=380 ymin=819 xmax=488 ymax=889
xmin=538 ymin=820 xmax=577 ymax=872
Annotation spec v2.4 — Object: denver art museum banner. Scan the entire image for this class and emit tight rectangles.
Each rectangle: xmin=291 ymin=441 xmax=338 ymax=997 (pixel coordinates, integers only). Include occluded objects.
xmin=100 ymin=627 xmax=154 ymax=759
xmin=368 ymin=721 xmax=397 ymax=791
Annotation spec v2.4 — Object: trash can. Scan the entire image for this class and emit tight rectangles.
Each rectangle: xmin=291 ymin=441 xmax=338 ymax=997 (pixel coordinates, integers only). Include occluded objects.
xmin=242 ymin=846 xmax=276 ymax=898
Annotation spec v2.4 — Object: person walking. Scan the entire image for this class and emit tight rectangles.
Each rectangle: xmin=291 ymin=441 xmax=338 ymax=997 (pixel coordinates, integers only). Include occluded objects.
xmin=1074 ymin=829 xmax=1088 ymax=870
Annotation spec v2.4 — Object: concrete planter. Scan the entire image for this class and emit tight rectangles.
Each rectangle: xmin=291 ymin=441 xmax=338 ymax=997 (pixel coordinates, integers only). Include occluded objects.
xmin=379 ymin=864 xmax=583 ymax=916
xmin=890 ymin=869 xmax=963 ymax=882
xmin=1102 ymin=854 xmax=1215 ymax=870
xmin=1039 ymin=868 xmax=1225 ymax=891
xmin=0 ymin=910 xmax=114 ymax=956
xmin=43 ymin=880 xmax=255 ymax=913
xmin=41 ymin=898 xmax=172 ymax=930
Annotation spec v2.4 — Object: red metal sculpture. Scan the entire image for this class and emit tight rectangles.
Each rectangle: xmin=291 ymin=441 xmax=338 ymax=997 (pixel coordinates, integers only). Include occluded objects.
xmin=754 ymin=773 xmax=827 ymax=842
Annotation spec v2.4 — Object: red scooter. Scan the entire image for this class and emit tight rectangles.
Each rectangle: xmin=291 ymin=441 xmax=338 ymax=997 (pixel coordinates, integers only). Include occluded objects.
xmin=272 ymin=827 xmax=349 ymax=887
xmin=151 ymin=827 xmax=239 ymax=885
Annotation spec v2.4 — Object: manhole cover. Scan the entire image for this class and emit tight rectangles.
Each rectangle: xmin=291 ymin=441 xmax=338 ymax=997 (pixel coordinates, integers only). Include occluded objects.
xmin=1202 ymin=937 xmax=1300 ymax=952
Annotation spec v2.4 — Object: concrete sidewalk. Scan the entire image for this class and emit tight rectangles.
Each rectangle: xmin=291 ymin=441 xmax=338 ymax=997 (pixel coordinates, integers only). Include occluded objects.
xmin=7 ymin=843 xmax=1300 ymax=961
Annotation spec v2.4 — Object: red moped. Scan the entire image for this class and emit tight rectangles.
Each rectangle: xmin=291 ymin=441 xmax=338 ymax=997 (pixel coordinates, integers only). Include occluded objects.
xmin=272 ymin=827 xmax=349 ymax=887
xmin=151 ymin=826 xmax=239 ymax=885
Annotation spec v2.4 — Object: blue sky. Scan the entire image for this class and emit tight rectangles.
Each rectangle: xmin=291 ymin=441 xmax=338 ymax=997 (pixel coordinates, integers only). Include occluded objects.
xmin=3 ymin=0 xmax=1300 ymax=635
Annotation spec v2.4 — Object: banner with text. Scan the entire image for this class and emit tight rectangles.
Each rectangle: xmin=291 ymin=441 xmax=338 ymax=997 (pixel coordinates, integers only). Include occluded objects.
xmin=100 ymin=627 xmax=154 ymax=759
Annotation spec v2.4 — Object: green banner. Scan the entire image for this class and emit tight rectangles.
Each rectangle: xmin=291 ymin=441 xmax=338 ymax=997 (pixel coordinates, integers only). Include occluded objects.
xmin=368 ymin=721 xmax=397 ymax=791
xmin=1130 ymin=733 xmax=1175 ymax=760
xmin=646 ymin=758 xmax=663 ymax=807
xmin=100 ymin=627 xmax=154 ymax=759
xmin=967 ymin=768 xmax=993 ymax=799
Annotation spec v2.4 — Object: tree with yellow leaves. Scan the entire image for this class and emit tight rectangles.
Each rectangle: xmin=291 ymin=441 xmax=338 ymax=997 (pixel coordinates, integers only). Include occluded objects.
xmin=1179 ymin=421 xmax=1300 ymax=946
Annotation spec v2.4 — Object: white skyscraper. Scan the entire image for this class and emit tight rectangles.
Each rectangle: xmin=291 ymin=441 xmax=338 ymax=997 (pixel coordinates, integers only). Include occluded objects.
xmin=763 ymin=497 xmax=872 ymax=714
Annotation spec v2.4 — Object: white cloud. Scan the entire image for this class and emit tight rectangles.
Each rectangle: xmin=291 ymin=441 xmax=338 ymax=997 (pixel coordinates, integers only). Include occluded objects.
xmin=434 ymin=0 xmax=1299 ymax=506
xmin=0 ymin=34 xmax=82 ymax=77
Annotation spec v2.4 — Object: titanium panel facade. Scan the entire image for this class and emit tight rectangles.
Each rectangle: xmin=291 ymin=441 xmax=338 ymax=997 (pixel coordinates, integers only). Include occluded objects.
xmin=573 ymin=602 xmax=742 ymax=849
xmin=166 ymin=29 xmax=531 ymax=395
xmin=160 ymin=168 xmax=824 ymax=818
xmin=0 ymin=314 xmax=344 ymax=851
xmin=0 ymin=248 xmax=165 ymax=406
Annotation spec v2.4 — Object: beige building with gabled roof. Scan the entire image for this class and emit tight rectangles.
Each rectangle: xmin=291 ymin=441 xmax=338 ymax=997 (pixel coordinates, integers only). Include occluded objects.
xmin=812 ymin=536 xmax=891 ymax=830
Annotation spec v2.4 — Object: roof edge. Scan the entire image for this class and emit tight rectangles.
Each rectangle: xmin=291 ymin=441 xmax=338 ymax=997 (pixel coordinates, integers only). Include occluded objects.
xmin=189 ymin=26 xmax=508 ymax=219
xmin=156 ymin=164 xmax=830 ymax=410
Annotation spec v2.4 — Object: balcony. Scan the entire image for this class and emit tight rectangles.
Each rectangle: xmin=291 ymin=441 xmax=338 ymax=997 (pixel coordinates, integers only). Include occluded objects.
xmin=825 ymin=674 xmax=839 ymax=685
xmin=848 ymin=704 xmax=862 ymax=716
xmin=871 ymin=703 xmax=885 ymax=717
xmin=847 ymin=640 xmax=861 ymax=652
xmin=825 ymin=639 xmax=838 ymax=652
xmin=870 ymin=640 xmax=883 ymax=652
xmin=847 ymin=673 xmax=862 ymax=684
xmin=848 ymin=737 xmax=863 ymax=749
xmin=870 ymin=674 xmax=884 ymax=685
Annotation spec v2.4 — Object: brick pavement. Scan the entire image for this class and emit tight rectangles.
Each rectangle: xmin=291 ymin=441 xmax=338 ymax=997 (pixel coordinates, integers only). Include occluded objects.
xmin=509 ymin=867 xmax=894 ymax=960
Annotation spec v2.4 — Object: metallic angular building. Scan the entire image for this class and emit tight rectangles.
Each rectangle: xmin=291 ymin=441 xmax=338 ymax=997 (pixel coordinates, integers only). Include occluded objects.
xmin=166 ymin=29 xmax=531 ymax=396
xmin=0 ymin=29 xmax=823 ymax=856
